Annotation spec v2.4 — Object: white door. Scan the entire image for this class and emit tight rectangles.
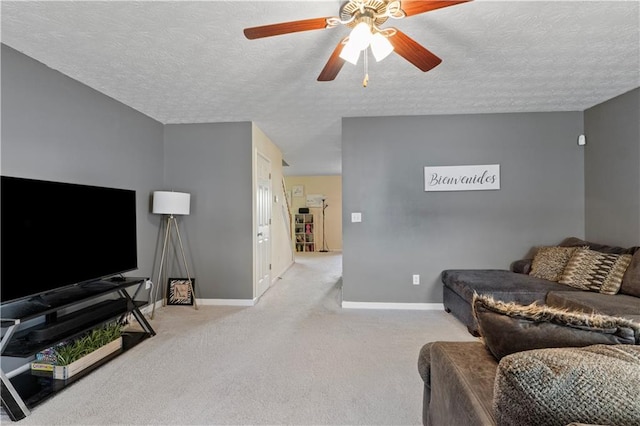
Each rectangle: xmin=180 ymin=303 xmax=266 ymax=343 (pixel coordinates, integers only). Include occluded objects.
xmin=256 ymin=152 xmax=271 ymax=298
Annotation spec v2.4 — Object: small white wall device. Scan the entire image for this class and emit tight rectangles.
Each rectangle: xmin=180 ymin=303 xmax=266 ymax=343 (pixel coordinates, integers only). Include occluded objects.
xmin=577 ymin=134 xmax=586 ymax=146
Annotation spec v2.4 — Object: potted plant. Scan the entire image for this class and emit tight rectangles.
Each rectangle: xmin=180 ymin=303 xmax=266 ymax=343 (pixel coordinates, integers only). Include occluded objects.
xmin=49 ymin=322 xmax=123 ymax=380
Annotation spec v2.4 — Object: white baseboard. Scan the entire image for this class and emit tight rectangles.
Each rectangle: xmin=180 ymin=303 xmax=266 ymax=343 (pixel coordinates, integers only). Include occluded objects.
xmin=341 ymin=301 xmax=444 ymax=310
xmin=197 ymin=298 xmax=256 ymax=307
xmin=273 ymin=260 xmax=295 ymax=284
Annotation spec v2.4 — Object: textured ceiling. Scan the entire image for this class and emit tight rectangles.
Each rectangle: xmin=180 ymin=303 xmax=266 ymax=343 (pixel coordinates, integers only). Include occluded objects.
xmin=2 ymin=1 xmax=639 ymax=175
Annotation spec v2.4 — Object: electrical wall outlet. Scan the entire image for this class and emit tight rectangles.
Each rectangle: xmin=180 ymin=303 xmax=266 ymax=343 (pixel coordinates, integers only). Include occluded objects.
xmin=413 ymin=274 xmax=420 ymax=285
xmin=351 ymin=212 xmax=362 ymax=222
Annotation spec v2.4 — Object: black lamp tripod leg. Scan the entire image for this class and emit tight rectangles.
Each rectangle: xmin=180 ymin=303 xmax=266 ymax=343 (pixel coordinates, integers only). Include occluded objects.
xmin=320 ymin=200 xmax=329 ymax=252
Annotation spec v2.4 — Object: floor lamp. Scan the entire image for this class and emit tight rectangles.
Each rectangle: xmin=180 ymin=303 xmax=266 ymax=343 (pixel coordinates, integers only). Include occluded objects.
xmin=319 ymin=198 xmax=329 ymax=252
xmin=151 ymin=191 xmax=197 ymax=319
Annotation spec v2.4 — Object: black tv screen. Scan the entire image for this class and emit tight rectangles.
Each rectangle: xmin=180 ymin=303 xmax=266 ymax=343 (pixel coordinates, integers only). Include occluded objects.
xmin=1 ymin=176 xmax=138 ymax=303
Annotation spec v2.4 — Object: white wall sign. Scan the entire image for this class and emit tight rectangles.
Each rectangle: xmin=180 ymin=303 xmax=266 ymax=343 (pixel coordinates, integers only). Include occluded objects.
xmin=306 ymin=194 xmax=325 ymax=208
xmin=424 ymin=164 xmax=500 ymax=192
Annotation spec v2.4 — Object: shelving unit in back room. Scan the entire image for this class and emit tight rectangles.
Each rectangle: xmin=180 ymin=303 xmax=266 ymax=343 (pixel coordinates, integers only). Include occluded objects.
xmin=294 ymin=213 xmax=315 ymax=252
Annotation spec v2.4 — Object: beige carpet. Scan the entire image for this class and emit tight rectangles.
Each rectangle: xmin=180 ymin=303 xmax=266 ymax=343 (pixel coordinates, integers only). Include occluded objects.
xmin=7 ymin=253 xmax=475 ymax=425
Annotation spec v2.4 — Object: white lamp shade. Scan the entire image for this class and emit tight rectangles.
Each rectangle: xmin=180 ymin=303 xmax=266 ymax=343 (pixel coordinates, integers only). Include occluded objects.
xmin=339 ymin=40 xmax=361 ymax=65
xmin=349 ymin=22 xmax=372 ymax=51
xmin=370 ymin=33 xmax=394 ymax=62
xmin=152 ymin=191 xmax=191 ymax=215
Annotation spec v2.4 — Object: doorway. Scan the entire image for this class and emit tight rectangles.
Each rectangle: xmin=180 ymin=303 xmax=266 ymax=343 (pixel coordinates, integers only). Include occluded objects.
xmin=285 ymin=176 xmax=343 ymax=255
xmin=255 ymin=151 xmax=272 ymax=298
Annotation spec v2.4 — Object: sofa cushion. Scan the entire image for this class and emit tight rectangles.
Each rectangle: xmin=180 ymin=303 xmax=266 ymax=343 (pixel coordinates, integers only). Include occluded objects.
xmin=546 ymin=290 xmax=640 ymax=320
xmin=529 ymin=246 xmax=579 ymax=281
xmin=559 ymin=248 xmax=632 ymax=294
xmin=494 ymin=345 xmax=640 ymax=426
xmin=441 ymin=269 xmax=579 ymax=306
xmin=620 ymin=249 xmax=640 ymax=297
xmin=472 ymin=295 xmax=639 ymax=360
xmin=559 ymin=236 xmax=637 ymax=255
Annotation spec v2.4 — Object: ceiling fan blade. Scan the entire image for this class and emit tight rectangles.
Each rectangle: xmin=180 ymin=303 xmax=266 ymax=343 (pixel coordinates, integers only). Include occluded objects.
xmin=244 ymin=17 xmax=331 ymax=40
xmin=400 ymin=1 xmax=471 ymax=17
xmin=318 ymin=39 xmax=347 ymax=81
xmin=388 ymin=30 xmax=442 ymax=72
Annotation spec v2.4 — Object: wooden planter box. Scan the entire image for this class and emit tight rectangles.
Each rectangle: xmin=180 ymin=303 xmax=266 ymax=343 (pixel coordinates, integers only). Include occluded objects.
xmin=53 ymin=337 xmax=122 ymax=380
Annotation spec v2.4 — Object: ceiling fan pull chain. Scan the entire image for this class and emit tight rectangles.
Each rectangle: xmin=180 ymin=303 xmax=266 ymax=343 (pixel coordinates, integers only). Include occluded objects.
xmin=363 ymin=49 xmax=369 ymax=87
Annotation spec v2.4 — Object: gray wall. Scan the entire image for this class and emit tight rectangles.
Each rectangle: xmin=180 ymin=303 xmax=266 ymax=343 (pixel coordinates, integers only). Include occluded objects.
xmin=584 ymin=88 xmax=640 ymax=247
xmin=342 ymin=112 xmax=585 ymax=303
xmin=2 ymin=44 xmax=258 ymax=302
xmin=1 ymin=44 xmax=164 ymax=283
xmin=163 ymin=123 xmax=254 ymax=300
xmin=5 ymin=41 xmax=634 ymax=307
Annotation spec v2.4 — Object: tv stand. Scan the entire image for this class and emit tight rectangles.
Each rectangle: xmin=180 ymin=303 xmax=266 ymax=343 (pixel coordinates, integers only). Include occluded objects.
xmin=26 ymin=299 xmax=129 ymax=344
xmin=1 ymin=277 xmax=155 ymax=421
xmin=26 ymin=295 xmax=51 ymax=309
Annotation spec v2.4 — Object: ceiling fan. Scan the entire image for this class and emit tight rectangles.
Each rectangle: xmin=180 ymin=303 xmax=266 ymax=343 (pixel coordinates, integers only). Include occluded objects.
xmin=243 ymin=0 xmax=472 ymax=84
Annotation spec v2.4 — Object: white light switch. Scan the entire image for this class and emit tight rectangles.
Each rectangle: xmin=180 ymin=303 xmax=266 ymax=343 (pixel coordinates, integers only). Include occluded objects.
xmin=351 ymin=212 xmax=362 ymax=223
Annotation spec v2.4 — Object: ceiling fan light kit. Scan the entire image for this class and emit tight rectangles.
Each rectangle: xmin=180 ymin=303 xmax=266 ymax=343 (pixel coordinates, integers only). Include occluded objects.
xmin=244 ymin=0 xmax=471 ymax=84
xmin=339 ymin=24 xmax=395 ymax=65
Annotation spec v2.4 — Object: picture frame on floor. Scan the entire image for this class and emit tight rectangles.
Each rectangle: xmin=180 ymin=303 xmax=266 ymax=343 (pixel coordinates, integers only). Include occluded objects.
xmin=167 ymin=278 xmax=195 ymax=305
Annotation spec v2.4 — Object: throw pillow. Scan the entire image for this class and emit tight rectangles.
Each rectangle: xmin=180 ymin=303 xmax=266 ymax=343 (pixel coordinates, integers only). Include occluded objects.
xmin=472 ymin=294 xmax=639 ymax=360
xmin=559 ymin=248 xmax=632 ymax=294
xmin=529 ymin=246 xmax=578 ymax=282
xmin=620 ymin=249 xmax=640 ymax=297
xmin=494 ymin=345 xmax=640 ymax=426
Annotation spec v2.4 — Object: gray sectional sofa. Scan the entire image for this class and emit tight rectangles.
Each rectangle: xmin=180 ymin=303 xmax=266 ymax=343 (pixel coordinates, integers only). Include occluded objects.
xmin=441 ymin=237 xmax=640 ymax=335
xmin=417 ymin=237 xmax=640 ymax=425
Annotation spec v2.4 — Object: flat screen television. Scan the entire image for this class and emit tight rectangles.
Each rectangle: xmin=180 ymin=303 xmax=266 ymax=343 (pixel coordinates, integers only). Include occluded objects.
xmin=1 ymin=176 xmax=138 ymax=303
